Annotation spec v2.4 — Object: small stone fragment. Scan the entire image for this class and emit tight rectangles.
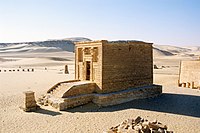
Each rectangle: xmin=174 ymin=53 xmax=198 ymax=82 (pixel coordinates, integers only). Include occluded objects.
xmin=135 ymin=116 xmax=142 ymax=124
xmin=149 ymin=122 xmax=159 ymax=130
xmin=157 ymin=124 xmax=167 ymax=129
xmin=152 ymin=119 xmax=157 ymax=124
xmin=158 ymin=128 xmax=165 ymax=133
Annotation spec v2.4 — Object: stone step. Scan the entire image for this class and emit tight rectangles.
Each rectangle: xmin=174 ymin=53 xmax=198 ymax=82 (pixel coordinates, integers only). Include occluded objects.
xmin=52 ymin=81 xmax=92 ymax=98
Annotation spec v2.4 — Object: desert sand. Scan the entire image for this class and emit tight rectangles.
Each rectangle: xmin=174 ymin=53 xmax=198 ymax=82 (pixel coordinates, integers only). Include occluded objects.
xmin=0 ymin=44 xmax=200 ymax=133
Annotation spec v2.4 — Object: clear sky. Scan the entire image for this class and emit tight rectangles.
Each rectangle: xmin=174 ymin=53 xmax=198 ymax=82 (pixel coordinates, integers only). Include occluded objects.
xmin=0 ymin=0 xmax=200 ymax=46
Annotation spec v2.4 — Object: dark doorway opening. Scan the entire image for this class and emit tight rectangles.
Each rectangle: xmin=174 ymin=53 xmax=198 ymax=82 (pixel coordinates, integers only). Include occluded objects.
xmin=86 ymin=61 xmax=91 ymax=80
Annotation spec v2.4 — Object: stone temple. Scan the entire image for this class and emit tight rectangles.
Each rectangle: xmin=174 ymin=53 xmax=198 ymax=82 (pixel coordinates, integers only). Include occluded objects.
xmin=178 ymin=58 xmax=200 ymax=89
xmin=39 ymin=40 xmax=162 ymax=110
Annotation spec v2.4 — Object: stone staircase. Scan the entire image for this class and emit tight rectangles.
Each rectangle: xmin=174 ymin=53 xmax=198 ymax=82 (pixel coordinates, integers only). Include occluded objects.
xmin=47 ymin=80 xmax=94 ymax=98
xmin=47 ymin=80 xmax=79 ymax=94
xmin=49 ymin=82 xmax=74 ymax=96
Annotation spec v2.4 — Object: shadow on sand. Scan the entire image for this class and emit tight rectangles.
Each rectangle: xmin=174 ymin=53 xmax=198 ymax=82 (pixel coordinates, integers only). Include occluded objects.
xmin=35 ymin=108 xmax=62 ymax=116
xmin=67 ymin=93 xmax=200 ymax=118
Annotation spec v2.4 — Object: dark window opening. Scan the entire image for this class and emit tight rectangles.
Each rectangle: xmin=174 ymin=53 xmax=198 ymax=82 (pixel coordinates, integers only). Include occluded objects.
xmin=86 ymin=61 xmax=91 ymax=80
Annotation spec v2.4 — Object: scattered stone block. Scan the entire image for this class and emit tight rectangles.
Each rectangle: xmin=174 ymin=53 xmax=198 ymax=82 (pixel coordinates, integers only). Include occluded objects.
xmin=186 ymin=82 xmax=191 ymax=88
xmin=20 ymin=91 xmax=39 ymax=112
xmin=181 ymin=83 xmax=186 ymax=87
xmin=64 ymin=65 xmax=69 ymax=74
xmin=154 ymin=65 xmax=159 ymax=69
xmin=178 ymin=80 xmax=182 ymax=87
xmin=191 ymin=82 xmax=195 ymax=89
xmin=135 ymin=116 xmax=142 ymax=124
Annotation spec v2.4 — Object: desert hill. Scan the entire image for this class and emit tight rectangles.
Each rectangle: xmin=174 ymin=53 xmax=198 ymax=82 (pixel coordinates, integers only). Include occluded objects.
xmin=62 ymin=37 xmax=91 ymax=42
xmin=153 ymin=47 xmax=174 ymax=56
xmin=0 ymin=37 xmax=91 ymax=54
xmin=0 ymin=38 xmax=200 ymax=59
xmin=153 ymin=44 xmax=200 ymax=58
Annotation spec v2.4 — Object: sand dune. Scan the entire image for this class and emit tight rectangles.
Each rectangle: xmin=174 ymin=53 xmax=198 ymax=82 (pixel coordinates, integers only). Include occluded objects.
xmin=153 ymin=47 xmax=174 ymax=57
xmin=1 ymin=39 xmax=199 ymax=59
xmin=182 ymin=45 xmax=200 ymax=51
xmin=154 ymin=45 xmax=192 ymax=53
xmin=0 ymin=44 xmax=62 ymax=54
xmin=153 ymin=45 xmax=200 ymax=60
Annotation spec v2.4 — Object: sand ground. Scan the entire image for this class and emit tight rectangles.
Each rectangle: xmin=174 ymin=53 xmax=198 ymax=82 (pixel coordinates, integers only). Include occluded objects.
xmin=0 ymin=52 xmax=200 ymax=133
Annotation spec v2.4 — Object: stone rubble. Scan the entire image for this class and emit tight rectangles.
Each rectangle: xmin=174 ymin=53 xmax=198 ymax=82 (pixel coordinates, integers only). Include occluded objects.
xmin=104 ymin=116 xmax=173 ymax=133
xmin=37 ymin=94 xmax=50 ymax=106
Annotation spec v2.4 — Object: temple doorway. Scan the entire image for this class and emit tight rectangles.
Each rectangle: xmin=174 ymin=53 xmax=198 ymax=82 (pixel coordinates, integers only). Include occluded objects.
xmin=86 ymin=61 xmax=91 ymax=80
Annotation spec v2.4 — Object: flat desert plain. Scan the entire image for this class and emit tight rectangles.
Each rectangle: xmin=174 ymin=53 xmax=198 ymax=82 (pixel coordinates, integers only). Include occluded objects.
xmin=0 ymin=46 xmax=200 ymax=133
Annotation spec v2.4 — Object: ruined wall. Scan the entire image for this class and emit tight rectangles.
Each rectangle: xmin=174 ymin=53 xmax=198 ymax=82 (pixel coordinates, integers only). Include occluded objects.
xmin=179 ymin=61 xmax=200 ymax=88
xmin=101 ymin=42 xmax=153 ymax=93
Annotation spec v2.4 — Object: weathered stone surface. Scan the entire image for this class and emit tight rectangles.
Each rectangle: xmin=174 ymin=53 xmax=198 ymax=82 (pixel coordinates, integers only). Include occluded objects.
xmin=104 ymin=116 xmax=173 ymax=133
xmin=38 ymin=84 xmax=162 ymax=110
xmin=75 ymin=40 xmax=153 ymax=93
xmin=20 ymin=91 xmax=39 ymax=112
xmin=93 ymin=85 xmax=162 ymax=107
xmin=179 ymin=60 xmax=200 ymax=88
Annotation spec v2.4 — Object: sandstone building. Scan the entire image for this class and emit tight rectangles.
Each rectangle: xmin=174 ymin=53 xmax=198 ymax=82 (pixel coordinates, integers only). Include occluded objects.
xmin=39 ymin=40 xmax=162 ymax=110
xmin=178 ymin=59 xmax=200 ymax=89
xmin=75 ymin=40 xmax=153 ymax=93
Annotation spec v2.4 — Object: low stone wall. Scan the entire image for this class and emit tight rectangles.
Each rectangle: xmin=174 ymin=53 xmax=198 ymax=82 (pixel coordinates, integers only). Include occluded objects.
xmin=93 ymin=85 xmax=162 ymax=106
xmin=46 ymin=94 xmax=94 ymax=110
xmin=60 ymin=95 xmax=94 ymax=110
xmin=179 ymin=60 xmax=200 ymax=89
xmin=42 ymin=84 xmax=162 ymax=110
xmin=62 ymin=83 xmax=97 ymax=98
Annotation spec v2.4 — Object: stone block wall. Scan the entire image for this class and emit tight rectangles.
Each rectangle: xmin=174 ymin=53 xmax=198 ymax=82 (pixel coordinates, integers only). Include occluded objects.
xmin=75 ymin=40 xmax=153 ymax=94
xmin=93 ymin=85 xmax=162 ymax=107
xmin=101 ymin=41 xmax=153 ymax=93
xmin=179 ymin=61 xmax=200 ymax=88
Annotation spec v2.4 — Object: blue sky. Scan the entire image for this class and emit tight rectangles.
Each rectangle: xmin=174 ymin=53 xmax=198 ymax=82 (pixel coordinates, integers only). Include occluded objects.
xmin=0 ymin=0 xmax=200 ymax=46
